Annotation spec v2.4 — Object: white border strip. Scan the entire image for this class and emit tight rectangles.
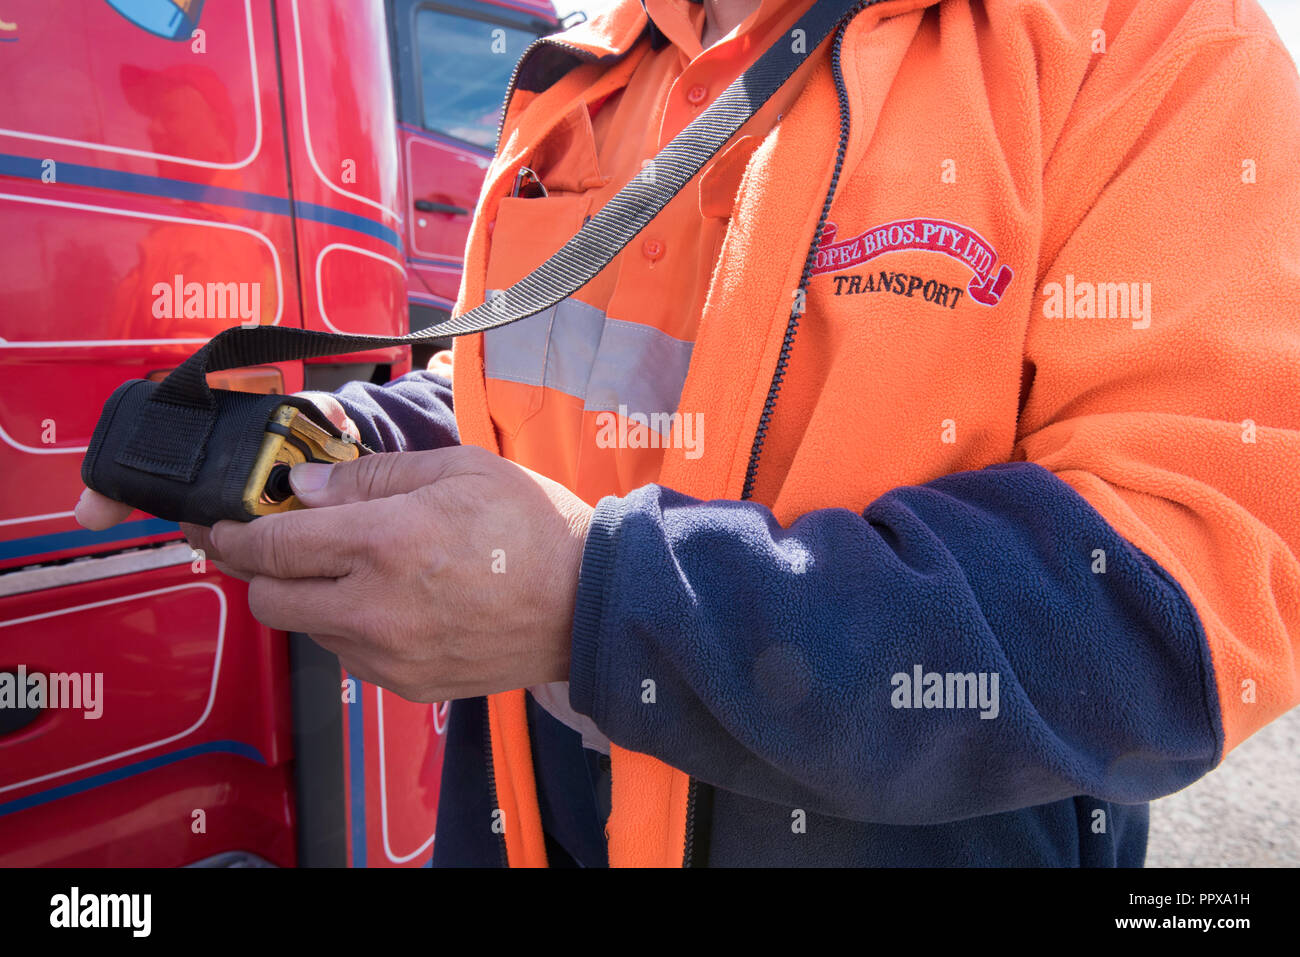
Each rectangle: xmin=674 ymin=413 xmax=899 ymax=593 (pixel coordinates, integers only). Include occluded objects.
xmin=375 ymin=688 xmax=447 ymax=864
xmin=0 ymin=542 xmax=192 ymax=598
xmin=289 ymin=0 xmax=401 ymax=222
xmin=0 ymin=510 xmax=76 ymax=528
xmin=0 ymin=422 xmax=86 ymax=455
xmin=314 ymin=242 xmax=404 ymax=335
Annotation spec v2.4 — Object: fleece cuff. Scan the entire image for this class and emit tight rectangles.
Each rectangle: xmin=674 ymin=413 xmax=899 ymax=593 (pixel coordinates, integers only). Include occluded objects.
xmin=569 ymin=494 xmax=625 ymax=719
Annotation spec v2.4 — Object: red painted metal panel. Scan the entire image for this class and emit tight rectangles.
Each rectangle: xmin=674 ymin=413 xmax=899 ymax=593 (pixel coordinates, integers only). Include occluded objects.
xmin=343 ymin=680 xmax=448 ymax=868
xmin=0 ymin=561 xmax=295 ymax=866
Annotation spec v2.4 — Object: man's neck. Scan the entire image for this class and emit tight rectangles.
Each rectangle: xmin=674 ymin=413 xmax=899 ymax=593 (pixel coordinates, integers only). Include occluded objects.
xmin=700 ymin=0 xmax=761 ymax=48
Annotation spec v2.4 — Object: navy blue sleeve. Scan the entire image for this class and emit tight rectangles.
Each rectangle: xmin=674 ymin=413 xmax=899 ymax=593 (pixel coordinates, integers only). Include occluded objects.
xmin=568 ymin=462 xmax=1224 ymax=825
xmin=302 ymin=370 xmax=459 ymax=453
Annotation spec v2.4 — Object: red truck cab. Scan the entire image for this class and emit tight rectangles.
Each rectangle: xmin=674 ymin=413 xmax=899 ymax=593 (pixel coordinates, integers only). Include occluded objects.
xmin=0 ymin=0 xmax=558 ymax=867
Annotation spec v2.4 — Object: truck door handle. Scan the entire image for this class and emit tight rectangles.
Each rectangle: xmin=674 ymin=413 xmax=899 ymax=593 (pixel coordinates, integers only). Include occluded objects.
xmin=414 ymin=199 xmax=469 ymax=216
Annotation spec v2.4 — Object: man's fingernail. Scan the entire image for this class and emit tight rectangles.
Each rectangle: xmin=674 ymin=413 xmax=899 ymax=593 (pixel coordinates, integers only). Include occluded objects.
xmin=209 ymin=521 xmax=228 ymax=552
xmin=290 ymin=462 xmax=332 ymax=494
xmin=73 ymin=488 xmax=93 ymax=525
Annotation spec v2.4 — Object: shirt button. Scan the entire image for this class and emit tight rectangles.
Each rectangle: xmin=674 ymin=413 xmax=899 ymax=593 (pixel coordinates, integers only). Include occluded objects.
xmin=642 ymin=238 xmax=665 ymax=261
xmin=686 ymin=84 xmax=708 ymax=105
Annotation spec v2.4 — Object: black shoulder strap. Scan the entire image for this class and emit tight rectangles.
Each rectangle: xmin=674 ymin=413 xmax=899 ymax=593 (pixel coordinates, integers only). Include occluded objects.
xmin=125 ymin=0 xmax=879 ymax=479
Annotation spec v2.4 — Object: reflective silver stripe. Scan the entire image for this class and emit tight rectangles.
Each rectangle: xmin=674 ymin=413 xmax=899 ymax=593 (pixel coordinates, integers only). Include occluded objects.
xmin=484 ymin=294 xmax=605 ymax=400
xmin=483 ymin=292 xmax=694 ymax=431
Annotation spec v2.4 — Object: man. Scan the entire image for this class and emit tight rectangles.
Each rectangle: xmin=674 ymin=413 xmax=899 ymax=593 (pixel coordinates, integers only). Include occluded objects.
xmin=80 ymin=0 xmax=1300 ymax=867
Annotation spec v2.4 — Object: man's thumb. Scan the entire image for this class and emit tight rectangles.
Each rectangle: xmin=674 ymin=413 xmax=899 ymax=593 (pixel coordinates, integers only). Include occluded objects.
xmin=288 ymin=451 xmax=452 ymax=507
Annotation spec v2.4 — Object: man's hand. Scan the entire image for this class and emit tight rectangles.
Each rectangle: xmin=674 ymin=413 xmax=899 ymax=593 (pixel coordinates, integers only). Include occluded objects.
xmin=209 ymin=447 xmax=593 ymax=702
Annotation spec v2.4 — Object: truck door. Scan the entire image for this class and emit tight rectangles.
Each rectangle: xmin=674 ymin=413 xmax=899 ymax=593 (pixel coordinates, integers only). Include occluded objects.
xmin=387 ymin=0 xmax=557 ymax=339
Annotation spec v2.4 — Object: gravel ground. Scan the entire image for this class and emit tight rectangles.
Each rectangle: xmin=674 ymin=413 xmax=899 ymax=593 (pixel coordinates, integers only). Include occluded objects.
xmin=1146 ymin=706 xmax=1300 ymax=867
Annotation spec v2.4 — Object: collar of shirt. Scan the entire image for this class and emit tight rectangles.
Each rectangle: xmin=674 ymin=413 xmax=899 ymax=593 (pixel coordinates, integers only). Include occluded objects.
xmin=639 ymin=0 xmax=818 ymax=148
xmin=643 ymin=0 xmax=807 ymax=63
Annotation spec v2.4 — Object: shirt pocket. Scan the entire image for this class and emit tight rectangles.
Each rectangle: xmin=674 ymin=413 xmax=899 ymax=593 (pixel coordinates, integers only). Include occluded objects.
xmin=483 ymin=192 xmax=592 ymax=437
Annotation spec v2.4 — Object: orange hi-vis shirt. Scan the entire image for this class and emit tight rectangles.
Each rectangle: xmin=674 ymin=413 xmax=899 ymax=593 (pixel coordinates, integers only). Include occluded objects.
xmin=451 ymin=0 xmax=1300 ymax=867
xmin=483 ymin=0 xmax=820 ymax=504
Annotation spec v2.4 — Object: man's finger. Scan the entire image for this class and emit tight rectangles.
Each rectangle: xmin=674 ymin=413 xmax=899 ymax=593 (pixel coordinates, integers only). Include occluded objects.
xmin=74 ymin=488 xmax=134 ymax=530
xmin=301 ymin=392 xmax=361 ymax=442
xmin=211 ymin=560 xmax=253 ymax=583
xmin=246 ymin=575 xmax=361 ymax=636
xmin=428 ymin=349 xmax=453 ymax=375
xmin=211 ymin=506 xmax=358 ymax=580
xmin=180 ymin=523 xmax=218 ymax=560
xmin=185 ymin=525 xmax=256 ymax=581
xmin=289 ymin=448 xmax=479 ymax=508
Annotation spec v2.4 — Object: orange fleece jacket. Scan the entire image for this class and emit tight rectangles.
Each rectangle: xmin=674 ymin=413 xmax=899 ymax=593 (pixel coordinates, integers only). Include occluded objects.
xmin=449 ymin=0 xmax=1300 ymax=866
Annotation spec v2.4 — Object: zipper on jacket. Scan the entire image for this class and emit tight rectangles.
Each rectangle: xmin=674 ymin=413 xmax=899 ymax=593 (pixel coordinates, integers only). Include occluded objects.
xmin=483 ymin=697 xmax=510 ymax=867
xmin=494 ymin=35 xmax=604 ymax=152
xmin=739 ymin=3 xmax=869 ymax=502
xmin=683 ymin=780 xmax=699 ymax=867
xmin=684 ymin=0 xmax=877 ymax=867
xmin=496 ymin=1 xmax=878 ymax=870
xmin=484 ymin=22 xmax=642 ymax=872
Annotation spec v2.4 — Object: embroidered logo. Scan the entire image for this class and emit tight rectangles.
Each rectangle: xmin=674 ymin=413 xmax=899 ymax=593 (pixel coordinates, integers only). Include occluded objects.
xmin=812 ymin=218 xmax=1014 ymax=306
